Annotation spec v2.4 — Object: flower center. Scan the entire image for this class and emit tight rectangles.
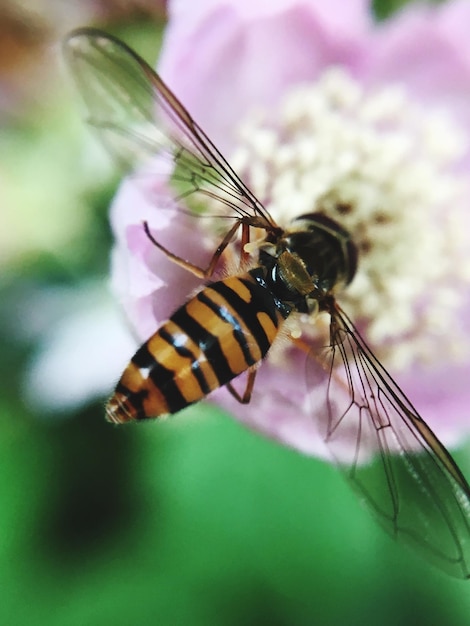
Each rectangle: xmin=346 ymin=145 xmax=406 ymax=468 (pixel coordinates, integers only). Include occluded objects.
xmin=229 ymin=67 xmax=470 ymax=370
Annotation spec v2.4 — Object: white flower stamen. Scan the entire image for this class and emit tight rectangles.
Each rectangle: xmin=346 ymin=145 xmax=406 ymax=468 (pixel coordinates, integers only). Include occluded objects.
xmin=231 ymin=67 xmax=470 ymax=370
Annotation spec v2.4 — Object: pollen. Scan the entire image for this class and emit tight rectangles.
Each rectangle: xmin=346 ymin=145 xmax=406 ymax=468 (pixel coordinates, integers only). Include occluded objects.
xmin=230 ymin=67 xmax=470 ymax=369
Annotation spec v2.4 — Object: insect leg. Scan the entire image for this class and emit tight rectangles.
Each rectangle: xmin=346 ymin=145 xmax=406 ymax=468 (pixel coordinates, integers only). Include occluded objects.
xmin=288 ymin=335 xmax=312 ymax=354
xmin=239 ymin=221 xmax=250 ymax=268
xmin=226 ymin=367 xmax=258 ymax=404
xmin=143 ymin=219 xmax=244 ymax=279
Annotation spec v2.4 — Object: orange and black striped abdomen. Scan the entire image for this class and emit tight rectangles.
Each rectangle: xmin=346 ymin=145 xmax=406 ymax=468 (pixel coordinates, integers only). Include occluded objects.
xmin=106 ymin=270 xmax=287 ymax=423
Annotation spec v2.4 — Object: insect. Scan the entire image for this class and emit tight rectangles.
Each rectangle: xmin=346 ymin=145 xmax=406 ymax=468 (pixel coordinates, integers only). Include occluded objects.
xmin=64 ymin=28 xmax=470 ymax=578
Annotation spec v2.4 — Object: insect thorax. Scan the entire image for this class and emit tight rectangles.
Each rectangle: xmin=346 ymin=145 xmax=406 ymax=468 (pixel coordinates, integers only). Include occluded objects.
xmin=257 ymin=212 xmax=357 ymax=315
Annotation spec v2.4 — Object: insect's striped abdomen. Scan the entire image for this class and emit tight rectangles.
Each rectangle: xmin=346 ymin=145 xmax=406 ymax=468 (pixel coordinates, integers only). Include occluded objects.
xmin=106 ymin=271 xmax=286 ymax=423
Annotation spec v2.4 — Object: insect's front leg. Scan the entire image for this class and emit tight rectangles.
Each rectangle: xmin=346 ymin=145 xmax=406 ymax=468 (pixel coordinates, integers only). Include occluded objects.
xmin=143 ymin=217 xmax=256 ymax=279
xmin=143 ymin=218 xmax=250 ymax=279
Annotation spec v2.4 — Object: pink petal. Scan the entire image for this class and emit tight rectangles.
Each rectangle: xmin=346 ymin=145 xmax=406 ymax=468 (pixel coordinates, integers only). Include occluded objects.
xmin=109 ymin=176 xmax=210 ymax=340
xmin=159 ymin=0 xmax=372 ymax=151
xmin=364 ymin=1 xmax=470 ymax=131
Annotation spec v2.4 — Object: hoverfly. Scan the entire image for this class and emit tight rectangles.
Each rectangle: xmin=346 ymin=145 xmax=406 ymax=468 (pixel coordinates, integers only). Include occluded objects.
xmin=64 ymin=28 xmax=470 ymax=578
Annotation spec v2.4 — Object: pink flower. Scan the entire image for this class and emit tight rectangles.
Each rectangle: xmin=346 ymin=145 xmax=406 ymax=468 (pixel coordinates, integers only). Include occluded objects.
xmin=110 ymin=0 xmax=470 ymax=457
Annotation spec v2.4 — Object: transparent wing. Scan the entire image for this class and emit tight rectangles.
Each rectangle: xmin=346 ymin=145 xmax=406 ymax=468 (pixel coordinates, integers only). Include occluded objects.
xmin=63 ymin=27 xmax=275 ymax=226
xmin=307 ymin=300 xmax=470 ymax=578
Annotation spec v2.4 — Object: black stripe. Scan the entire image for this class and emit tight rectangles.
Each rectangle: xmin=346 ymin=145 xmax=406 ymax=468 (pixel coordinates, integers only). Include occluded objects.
xmin=240 ymin=275 xmax=283 ymax=326
xmin=132 ymin=343 xmax=156 ymax=369
xmin=131 ymin=344 xmax=188 ymax=413
xmin=210 ymin=278 xmax=278 ymax=358
xmin=171 ymin=304 xmax=234 ymax=386
xmin=115 ymin=381 xmax=147 ymax=420
xmin=159 ymin=327 xmax=212 ymax=396
xmin=196 ymin=291 xmax=256 ymax=366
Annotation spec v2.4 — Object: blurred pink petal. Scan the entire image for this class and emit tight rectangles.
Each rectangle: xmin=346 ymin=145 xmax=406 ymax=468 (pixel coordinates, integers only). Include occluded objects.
xmin=159 ymin=0 xmax=371 ymax=151
xmin=364 ymin=0 xmax=470 ymax=138
xmin=24 ymin=283 xmax=136 ymax=415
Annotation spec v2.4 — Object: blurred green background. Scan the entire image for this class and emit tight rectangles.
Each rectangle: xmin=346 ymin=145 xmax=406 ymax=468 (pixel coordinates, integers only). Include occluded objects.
xmin=2 ymin=1 xmax=470 ymax=625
